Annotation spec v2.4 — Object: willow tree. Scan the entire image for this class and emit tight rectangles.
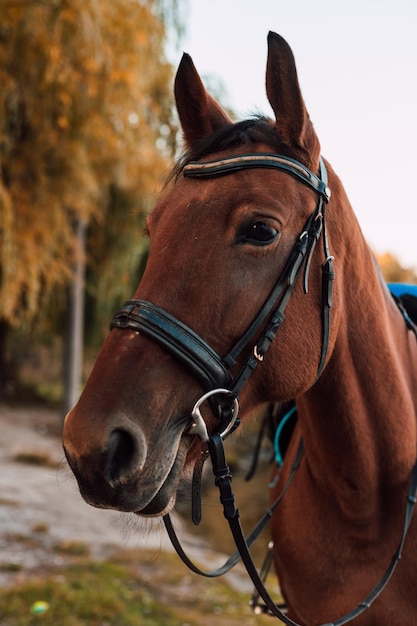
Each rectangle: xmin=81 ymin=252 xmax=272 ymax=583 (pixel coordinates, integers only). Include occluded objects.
xmin=0 ymin=0 xmax=179 ymax=397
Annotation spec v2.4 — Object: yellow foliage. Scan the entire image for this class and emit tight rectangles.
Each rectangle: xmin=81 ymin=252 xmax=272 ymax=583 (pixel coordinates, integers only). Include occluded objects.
xmin=375 ymin=252 xmax=417 ymax=285
xmin=0 ymin=0 xmax=177 ymax=325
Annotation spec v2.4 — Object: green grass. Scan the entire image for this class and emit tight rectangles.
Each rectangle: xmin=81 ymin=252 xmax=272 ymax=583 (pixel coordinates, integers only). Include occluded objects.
xmin=0 ymin=550 xmax=280 ymax=626
xmin=0 ymin=560 xmax=189 ymax=626
xmin=33 ymin=382 xmax=63 ymax=406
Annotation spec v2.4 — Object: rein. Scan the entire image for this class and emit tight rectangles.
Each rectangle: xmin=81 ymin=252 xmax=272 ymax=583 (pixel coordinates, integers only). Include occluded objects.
xmin=110 ymin=152 xmax=417 ymax=624
xmin=165 ymin=429 xmax=417 ymax=626
xmin=165 ymin=402 xmax=417 ymax=626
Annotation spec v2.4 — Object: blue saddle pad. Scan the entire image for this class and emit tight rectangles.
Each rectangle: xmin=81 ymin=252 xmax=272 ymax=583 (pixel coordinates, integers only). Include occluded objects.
xmin=388 ymin=283 xmax=417 ymax=298
xmin=388 ymin=283 xmax=417 ymax=326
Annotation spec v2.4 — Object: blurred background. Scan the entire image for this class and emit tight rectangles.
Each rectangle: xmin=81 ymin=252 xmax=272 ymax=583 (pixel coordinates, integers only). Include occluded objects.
xmin=1 ymin=0 xmax=416 ymax=410
xmin=0 ymin=1 xmax=416 ymax=624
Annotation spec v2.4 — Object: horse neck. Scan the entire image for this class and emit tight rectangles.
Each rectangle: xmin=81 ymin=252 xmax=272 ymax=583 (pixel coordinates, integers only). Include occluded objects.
xmin=297 ymin=183 xmax=417 ymax=517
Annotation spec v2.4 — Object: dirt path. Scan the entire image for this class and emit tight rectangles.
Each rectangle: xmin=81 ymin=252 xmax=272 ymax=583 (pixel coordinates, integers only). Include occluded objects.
xmin=0 ymin=404 xmax=252 ymax=592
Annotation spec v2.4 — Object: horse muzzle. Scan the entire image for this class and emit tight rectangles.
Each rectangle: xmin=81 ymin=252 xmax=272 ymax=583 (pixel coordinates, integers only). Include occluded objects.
xmin=63 ymin=408 xmax=193 ymax=515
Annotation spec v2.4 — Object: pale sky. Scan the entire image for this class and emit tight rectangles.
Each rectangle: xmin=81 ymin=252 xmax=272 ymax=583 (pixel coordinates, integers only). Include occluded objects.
xmin=173 ymin=0 xmax=417 ymax=269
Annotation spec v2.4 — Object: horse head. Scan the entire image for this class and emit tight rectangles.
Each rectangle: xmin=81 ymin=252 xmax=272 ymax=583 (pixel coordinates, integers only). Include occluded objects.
xmin=62 ymin=32 xmax=340 ymax=517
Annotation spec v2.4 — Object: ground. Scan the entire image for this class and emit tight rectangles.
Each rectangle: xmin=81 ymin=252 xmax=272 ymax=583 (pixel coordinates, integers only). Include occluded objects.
xmin=0 ymin=404 xmax=257 ymax=586
xmin=0 ymin=404 xmax=283 ymax=625
xmin=0 ymin=405 xmax=149 ymax=584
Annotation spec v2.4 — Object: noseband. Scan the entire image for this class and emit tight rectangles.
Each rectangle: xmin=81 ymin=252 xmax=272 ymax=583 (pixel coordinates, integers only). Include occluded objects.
xmin=110 ymin=152 xmax=334 ymax=430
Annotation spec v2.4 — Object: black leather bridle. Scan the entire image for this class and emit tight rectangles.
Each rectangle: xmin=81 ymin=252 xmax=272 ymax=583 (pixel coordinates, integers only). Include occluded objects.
xmin=109 ymin=152 xmax=417 ymax=625
xmin=111 ymin=153 xmax=334 ymax=418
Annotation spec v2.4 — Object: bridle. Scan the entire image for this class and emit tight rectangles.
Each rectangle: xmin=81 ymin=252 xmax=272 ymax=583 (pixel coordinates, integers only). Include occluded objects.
xmin=110 ymin=152 xmax=417 ymax=625
xmin=111 ymin=152 xmax=334 ymax=412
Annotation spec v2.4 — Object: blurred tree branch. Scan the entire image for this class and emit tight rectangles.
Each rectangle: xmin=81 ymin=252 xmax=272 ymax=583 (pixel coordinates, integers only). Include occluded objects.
xmin=0 ymin=0 xmax=179 ymax=326
xmin=0 ymin=0 xmax=183 ymax=400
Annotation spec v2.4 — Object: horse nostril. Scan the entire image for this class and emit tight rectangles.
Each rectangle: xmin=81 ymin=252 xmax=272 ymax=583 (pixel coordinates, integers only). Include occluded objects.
xmin=105 ymin=428 xmax=137 ymax=485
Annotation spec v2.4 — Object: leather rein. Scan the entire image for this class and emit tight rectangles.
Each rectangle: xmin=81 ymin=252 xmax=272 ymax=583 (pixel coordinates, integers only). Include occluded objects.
xmin=110 ymin=153 xmax=417 ymax=625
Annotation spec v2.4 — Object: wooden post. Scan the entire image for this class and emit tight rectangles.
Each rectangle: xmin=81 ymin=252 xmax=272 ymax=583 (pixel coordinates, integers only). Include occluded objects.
xmin=62 ymin=218 xmax=86 ymax=418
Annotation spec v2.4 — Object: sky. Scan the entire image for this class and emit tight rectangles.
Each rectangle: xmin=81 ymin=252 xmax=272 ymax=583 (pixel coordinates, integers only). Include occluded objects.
xmin=171 ymin=0 xmax=417 ymax=269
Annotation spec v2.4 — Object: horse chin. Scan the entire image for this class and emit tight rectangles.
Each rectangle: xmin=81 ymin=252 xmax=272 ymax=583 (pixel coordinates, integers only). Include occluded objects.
xmin=135 ymin=494 xmax=176 ymax=518
xmin=134 ymin=435 xmax=193 ymax=518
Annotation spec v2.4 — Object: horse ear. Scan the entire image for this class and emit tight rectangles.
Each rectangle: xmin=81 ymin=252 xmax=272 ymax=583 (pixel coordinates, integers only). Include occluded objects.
xmin=174 ymin=53 xmax=232 ymax=149
xmin=266 ymin=31 xmax=320 ymax=160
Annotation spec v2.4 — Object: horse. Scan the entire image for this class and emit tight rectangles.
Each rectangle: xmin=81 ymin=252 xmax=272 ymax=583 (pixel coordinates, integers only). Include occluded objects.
xmin=62 ymin=32 xmax=417 ymax=625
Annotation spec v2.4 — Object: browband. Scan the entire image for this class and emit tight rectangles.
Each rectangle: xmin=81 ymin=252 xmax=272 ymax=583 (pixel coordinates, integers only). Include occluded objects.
xmin=183 ymin=153 xmax=331 ymax=202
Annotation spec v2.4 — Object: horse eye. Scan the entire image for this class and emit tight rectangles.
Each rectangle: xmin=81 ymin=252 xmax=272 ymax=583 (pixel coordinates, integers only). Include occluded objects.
xmin=239 ymin=221 xmax=279 ymax=246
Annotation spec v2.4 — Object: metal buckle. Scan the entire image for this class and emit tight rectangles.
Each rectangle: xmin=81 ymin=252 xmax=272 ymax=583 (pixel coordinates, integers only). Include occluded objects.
xmin=188 ymin=388 xmax=239 ymax=442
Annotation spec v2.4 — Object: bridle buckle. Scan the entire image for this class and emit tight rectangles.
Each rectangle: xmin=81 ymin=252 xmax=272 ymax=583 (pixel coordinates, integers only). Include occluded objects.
xmin=253 ymin=345 xmax=264 ymax=362
xmin=188 ymin=388 xmax=239 ymax=442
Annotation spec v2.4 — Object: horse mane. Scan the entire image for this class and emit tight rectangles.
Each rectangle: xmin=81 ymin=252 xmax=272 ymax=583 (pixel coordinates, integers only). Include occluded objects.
xmin=170 ymin=115 xmax=301 ymax=183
